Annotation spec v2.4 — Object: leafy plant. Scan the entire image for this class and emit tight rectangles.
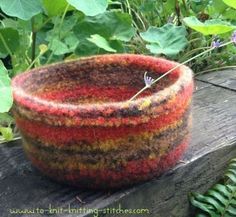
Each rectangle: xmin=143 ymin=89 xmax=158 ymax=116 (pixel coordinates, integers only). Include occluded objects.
xmin=0 ymin=28 xmax=20 ymax=56
xmin=73 ymin=11 xmax=135 ymax=55
xmin=222 ymin=0 xmax=236 ymax=9
xmin=0 ymin=0 xmax=135 ymax=141
xmin=87 ymin=34 xmax=117 ymax=53
xmin=140 ymin=23 xmax=188 ymax=57
xmin=0 ymin=60 xmax=12 ymax=113
xmin=67 ymin=0 xmax=108 ymax=16
xmin=130 ymin=31 xmax=236 ymax=100
xmin=0 ymin=0 xmax=43 ymax=20
xmin=0 ymin=112 xmax=14 ymax=142
xmin=183 ymin=17 xmax=236 ymax=35
xmin=190 ymin=158 xmax=236 ymax=217
xmin=43 ymin=0 xmax=71 ymax=17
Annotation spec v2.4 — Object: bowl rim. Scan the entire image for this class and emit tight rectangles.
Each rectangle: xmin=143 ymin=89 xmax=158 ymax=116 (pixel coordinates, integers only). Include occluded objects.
xmin=12 ymin=54 xmax=193 ymax=113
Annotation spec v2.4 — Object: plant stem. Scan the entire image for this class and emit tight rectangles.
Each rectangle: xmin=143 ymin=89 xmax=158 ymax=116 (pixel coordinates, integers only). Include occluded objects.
xmin=58 ymin=4 xmax=69 ymax=39
xmin=46 ymin=4 xmax=69 ymax=64
xmin=188 ymin=37 xmax=204 ymax=44
xmin=175 ymin=0 xmax=181 ymax=26
xmin=159 ymin=0 xmax=166 ymax=21
xmin=125 ymin=0 xmax=132 ymax=15
xmin=129 ymin=40 xmax=233 ymax=101
xmin=0 ymin=12 xmax=7 ymax=19
xmin=34 ymin=17 xmax=51 ymax=32
xmin=179 ymin=47 xmax=209 ymax=62
xmin=131 ymin=8 xmax=146 ymax=31
xmin=129 ymin=86 xmax=149 ymax=101
xmin=154 ymin=8 xmax=164 ymax=25
xmin=195 ymin=65 xmax=236 ymax=76
xmin=26 ymin=50 xmax=47 ymax=71
xmin=31 ymin=18 xmax=37 ymax=68
xmin=182 ymin=0 xmax=189 ymax=15
xmin=24 ymin=52 xmax=31 ymax=65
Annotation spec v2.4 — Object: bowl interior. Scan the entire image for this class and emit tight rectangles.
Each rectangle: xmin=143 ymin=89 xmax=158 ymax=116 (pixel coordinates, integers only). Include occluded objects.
xmin=18 ymin=55 xmax=179 ymax=104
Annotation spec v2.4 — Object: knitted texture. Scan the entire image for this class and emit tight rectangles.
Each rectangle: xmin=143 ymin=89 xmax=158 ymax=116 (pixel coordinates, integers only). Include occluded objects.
xmin=12 ymin=54 xmax=194 ymax=189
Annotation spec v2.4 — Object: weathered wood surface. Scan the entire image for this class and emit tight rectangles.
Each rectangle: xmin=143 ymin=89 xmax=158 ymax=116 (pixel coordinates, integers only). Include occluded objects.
xmin=196 ymin=68 xmax=236 ymax=91
xmin=0 ymin=69 xmax=236 ymax=217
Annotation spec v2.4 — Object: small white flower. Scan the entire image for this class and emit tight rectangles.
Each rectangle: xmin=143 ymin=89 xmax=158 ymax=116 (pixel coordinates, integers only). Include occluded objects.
xmin=144 ymin=71 xmax=155 ymax=88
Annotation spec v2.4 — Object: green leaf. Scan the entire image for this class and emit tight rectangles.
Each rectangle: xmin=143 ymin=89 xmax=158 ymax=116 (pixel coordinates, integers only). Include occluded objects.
xmin=225 ymin=169 xmax=236 ymax=183
xmin=207 ymin=189 xmax=228 ymax=208
xmin=9 ymin=21 xmax=31 ymax=75
xmin=74 ymin=11 xmax=135 ymax=42
xmin=139 ymin=0 xmax=156 ymax=13
xmin=189 ymin=193 xmax=218 ymax=217
xmin=75 ymin=40 xmax=100 ymax=56
xmin=190 ymin=158 xmax=236 ymax=216
xmin=226 ymin=185 xmax=236 ymax=194
xmin=50 ymin=39 xmax=70 ymax=55
xmin=222 ymin=0 xmax=236 ymax=9
xmin=0 ymin=0 xmax=43 ymax=20
xmin=228 ymin=163 xmax=236 ymax=170
xmin=43 ymin=0 xmax=67 ymax=16
xmin=140 ymin=24 xmax=188 ymax=56
xmin=183 ymin=16 xmax=236 ymax=35
xmin=0 ymin=18 xmax=18 ymax=29
xmin=46 ymin=15 xmax=79 ymax=55
xmin=74 ymin=11 xmax=134 ymax=55
xmin=64 ymin=33 xmax=79 ymax=52
xmin=207 ymin=0 xmax=230 ymax=19
xmin=196 ymin=214 xmax=209 ymax=217
xmin=227 ymin=205 xmax=236 ymax=216
xmin=67 ymin=0 xmax=108 ymax=16
xmin=87 ymin=34 xmax=116 ymax=52
xmin=0 ymin=113 xmax=13 ymax=126
xmin=43 ymin=0 xmax=74 ymax=16
xmin=0 ymin=28 xmax=20 ymax=56
xmin=230 ymin=159 xmax=236 ymax=164
xmin=107 ymin=40 xmax=124 ymax=53
xmin=213 ymin=184 xmax=231 ymax=199
xmin=75 ymin=40 xmax=124 ymax=56
xmin=46 ymin=15 xmax=79 ymax=42
xmin=0 ymin=61 xmax=13 ymax=113
xmin=0 ymin=127 xmax=13 ymax=141
xmin=199 ymin=194 xmax=225 ymax=213
xmin=190 ymin=0 xmax=210 ymax=13
xmin=163 ymin=0 xmax=176 ymax=16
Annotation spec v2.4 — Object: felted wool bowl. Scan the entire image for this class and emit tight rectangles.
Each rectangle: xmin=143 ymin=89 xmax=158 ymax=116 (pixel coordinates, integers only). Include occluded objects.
xmin=12 ymin=54 xmax=194 ymax=189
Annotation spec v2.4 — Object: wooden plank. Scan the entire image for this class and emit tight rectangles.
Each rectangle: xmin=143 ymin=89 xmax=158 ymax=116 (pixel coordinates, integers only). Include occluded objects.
xmin=101 ymin=144 xmax=236 ymax=217
xmin=0 ymin=70 xmax=236 ymax=217
xmin=0 ymin=140 xmax=82 ymax=217
xmin=196 ymin=69 xmax=236 ymax=91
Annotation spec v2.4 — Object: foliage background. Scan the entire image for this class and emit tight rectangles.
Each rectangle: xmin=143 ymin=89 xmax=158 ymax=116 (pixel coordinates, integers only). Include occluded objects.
xmin=0 ymin=0 xmax=236 ymax=141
